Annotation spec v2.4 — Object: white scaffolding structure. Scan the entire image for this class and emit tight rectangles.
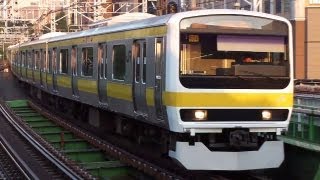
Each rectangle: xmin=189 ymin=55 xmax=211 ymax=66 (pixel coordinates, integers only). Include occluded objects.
xmin=0 ymin=0 xmax=149 ymax=44
xmin=1 ymin=0 xmax=290 ymax=47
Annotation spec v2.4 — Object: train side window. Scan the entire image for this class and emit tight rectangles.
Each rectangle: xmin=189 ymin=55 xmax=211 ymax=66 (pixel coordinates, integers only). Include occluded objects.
xmin=40 ymin=50 xmax=43 ymax=71
xmin=71 ymin=46 xmax=77 ymax=75
xmin=32 ymin=51 xmax=35 ymax=69
xmin=53 ymin=48 xmax=57 ymax=73
xmin=27 ymin=51 xmax=32 ymax=69
xmin=42 ymin=50 xmax=46 ymax=72
xmin=48 ymin=50 xmax=52 ymax=73
xmin=98 ymin=44 xmax=104 ymax=78
xmin=81 ymin=47 xmax=93 ymax=77
xmin=60 ymin=49 xmax=69 ymax=74
xmin=104 ymin=45 xmax=108 ymax=79
xmin=35 ymin=51 xmax=40 ymax=70
xmin=134 ymin=43 xmax=141 ymax=82
xmin=142 ymin=42 xmax=147 ymax=84
xmin=112 ymin=45 xmax=126 ymax=80
xmin=21 ymin=52 xmax=25 ymax=67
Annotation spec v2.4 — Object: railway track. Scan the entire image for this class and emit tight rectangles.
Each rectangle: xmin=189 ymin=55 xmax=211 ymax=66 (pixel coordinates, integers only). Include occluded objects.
xmin=0 ymin=135 xmax=30 ymax=179
xmin=1 ymin=98 xmax=278 ymax=180
xmin=2 ymin=99 xmax=184 ymax=179
xmin=0 ymin=99 xmax=88 ymax=179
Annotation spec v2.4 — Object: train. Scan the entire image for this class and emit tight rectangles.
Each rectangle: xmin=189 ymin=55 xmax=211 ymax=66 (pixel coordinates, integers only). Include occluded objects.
xmin=7 ymin=9 xmax=293 ymax=171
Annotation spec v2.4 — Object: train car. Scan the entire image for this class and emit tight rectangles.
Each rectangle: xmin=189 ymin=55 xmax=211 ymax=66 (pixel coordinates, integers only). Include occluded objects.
xmin=8 ymin=9 xmax=293 ymax=171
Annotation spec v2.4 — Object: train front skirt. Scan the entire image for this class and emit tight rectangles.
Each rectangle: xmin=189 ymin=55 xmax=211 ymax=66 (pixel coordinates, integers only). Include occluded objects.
xmin=169 ymin=141 xmax=284 ymax=170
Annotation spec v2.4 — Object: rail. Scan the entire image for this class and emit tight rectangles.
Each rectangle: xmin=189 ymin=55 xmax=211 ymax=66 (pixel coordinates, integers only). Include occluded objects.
xmin=0 ymin=103 xmax=83 ymax=179
xmin=0 ymin=135 xmax=34 ymax=179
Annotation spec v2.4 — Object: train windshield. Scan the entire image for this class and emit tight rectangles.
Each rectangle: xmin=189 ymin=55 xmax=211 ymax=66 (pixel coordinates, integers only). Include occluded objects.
xmin=179 ymin=15 xmax=290 ymax=89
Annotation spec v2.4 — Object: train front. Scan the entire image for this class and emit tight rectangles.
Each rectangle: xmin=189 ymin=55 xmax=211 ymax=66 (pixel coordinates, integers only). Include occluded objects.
xmin=165 ymin=10 xmax=293 ymax=170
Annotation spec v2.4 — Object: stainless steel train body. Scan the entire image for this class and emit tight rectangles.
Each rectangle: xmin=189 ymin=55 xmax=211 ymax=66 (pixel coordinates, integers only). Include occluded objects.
xmin=8 ymin=9 xmax=294 ymax=170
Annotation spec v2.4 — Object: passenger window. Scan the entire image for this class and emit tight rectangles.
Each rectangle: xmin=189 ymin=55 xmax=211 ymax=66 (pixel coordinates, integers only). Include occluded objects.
xmin=113 ymin=45 xmax=126 ymax=80
xmin=35 ymin=51 xmax=40 ymax=70
xmin=27 ymin=51 xmax=32 ymax=68
xmin=98 ymin=44 xmax=104 ymax=78
xmin=142 ymin=42 xmax=147 ymax=83
xmin=48 ymin=50 xmax=52 ymax=73
xmin=135 ymin=43 xmax=141 ymax=82
xmin=104 ymin=46 xmax=108 ymax=79
xmin=60 ymin=49 xmax=69 ymax=74
xmin=71 ymin=47 xmax=77 ymax=75
xmin=21 ymin=52 xmax=25 ymax=67
xmin=42 ymin=50 xmax=46 ymax=72
xmin=81 ymin=47 xmax=93 ymax=77
xmin=53 ymin=48 xmax=57 ymax=73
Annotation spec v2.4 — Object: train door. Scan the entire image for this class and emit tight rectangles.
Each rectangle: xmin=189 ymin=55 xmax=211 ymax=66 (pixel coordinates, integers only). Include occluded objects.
xmin=154 ymin=38 xmax=165 ymax=120
xmin=98 ymin=43 xmax=108 ymax=104
xmin=71 ymin=46 xmax=79 ymax=97
xmin=52 ymin=48 xmax=58 ymax=93
xmin=132 ymin=40 xmax=148 ymax=116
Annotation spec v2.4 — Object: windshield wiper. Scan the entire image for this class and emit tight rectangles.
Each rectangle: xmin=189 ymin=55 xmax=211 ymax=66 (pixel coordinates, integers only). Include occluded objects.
xmin=233 ymin=75 xmax=247 ymax=80
xmin=240 ymin=70 xmax=276 ymax=80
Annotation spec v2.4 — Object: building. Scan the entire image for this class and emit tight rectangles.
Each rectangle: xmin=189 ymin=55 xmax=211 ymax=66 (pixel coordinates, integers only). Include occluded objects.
xmin=292 ymin=0 xmax=320 ymax=79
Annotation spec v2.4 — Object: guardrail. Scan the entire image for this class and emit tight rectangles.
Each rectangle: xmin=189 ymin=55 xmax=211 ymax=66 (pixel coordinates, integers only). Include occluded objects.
xmin=287 ymin=107 xmax=320 ymax=146
xmin=281 ymin=94 xmax=320 ymax=151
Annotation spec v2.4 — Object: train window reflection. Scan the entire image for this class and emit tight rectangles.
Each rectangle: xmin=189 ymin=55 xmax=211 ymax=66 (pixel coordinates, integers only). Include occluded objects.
xmin=35 ymin=51 xmax=40 ymax=70
xmin=98 ymin=44 xmax=104 ymax=78
xmin=112 ymin=45 xmax=126 ymax=81
xmin=81 ymin=47 xmax=93 ymax=77
xmin=60 ymin=49 xmax=68 ymax=74
xmin=179 ymin=15 xmax=290 ymax=89
xmin=48 ymin=51 xmax=52 ymax=73
xmin=21 ymin=52 xmax=25 ymax=67
xmin=27 ymin=51 xmax=32 ymax=68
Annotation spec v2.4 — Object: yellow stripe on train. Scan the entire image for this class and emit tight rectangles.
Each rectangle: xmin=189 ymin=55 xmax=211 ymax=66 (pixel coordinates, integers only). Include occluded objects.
xmin=57 ymin=75 xmax=72 ymax=88
xmin=107 ymin=82 xmax=132 ymax=101
xmin=78 ymin=79 xmax=97 ymax=94
xmin=163 ymin=92 xmax=293 ymax=107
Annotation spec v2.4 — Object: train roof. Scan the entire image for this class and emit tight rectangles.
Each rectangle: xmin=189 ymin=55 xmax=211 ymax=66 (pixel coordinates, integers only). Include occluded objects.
xmin=19 ymin=9 xmax=291 ymax=48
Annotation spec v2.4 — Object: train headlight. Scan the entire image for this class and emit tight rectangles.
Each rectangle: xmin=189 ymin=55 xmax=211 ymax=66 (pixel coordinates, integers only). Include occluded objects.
xmin=262 ymin=110 xmax=272 ymax=120
xmin=194 ymin=110 xmax=207 ymax=120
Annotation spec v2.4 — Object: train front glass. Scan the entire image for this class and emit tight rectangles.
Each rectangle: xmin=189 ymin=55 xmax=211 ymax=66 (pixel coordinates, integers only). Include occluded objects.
xmin=179 ymin=15 xmax=290 ymax=89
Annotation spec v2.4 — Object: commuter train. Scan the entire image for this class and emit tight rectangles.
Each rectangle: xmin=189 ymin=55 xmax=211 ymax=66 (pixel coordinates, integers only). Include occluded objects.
xmin=8 ymin=9 xmax=293 ymax=170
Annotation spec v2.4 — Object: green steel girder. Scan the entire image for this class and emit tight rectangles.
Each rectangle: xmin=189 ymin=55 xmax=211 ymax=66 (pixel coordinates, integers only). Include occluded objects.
xmin=88 ymin=166 xmax=131 ymax=179
xmin=64 ymin=149 xmax=106 ymax=163
xmin=81 ymin=161 xmax=125 ymax=169
xmin=63 ymin=149 xmax=106 ymax=163
xmin=33 ymin=126 xmax=63 ymax=133
xmin=28 ymin=121 xmax=55 ymax=127
xmin=51 ymin=140 xmax=90 ymax=151
xmin=12 ymin=109 xmax=34 ymax=113
xmin=6 ymin=100 xmax=29 ymax=108
xmin=16 ymin=112 xmax=41 ymax=117
xmin=40 ymin=132 xmax=75 ymax=141
xmin=23 ymin=117 xmax=49 ymax=122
